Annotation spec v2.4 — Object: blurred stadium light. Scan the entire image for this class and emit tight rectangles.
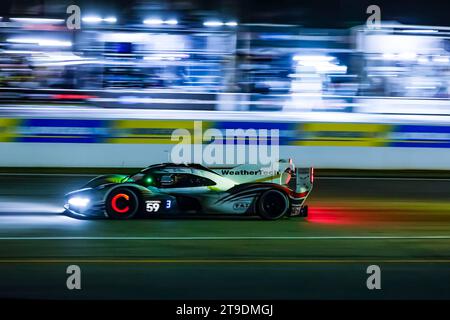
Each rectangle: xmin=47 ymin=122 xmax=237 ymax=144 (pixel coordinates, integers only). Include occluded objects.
xmin=0 ymin=9 xmax=450 ymax=115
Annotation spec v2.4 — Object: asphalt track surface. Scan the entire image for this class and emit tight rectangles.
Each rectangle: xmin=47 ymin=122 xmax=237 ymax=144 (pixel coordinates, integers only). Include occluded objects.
xmin=0 ymin=173 xmax=449 ymax=299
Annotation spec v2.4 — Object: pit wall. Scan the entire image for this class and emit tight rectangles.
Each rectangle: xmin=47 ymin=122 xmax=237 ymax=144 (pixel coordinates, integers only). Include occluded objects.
xmin=0 ymin=118 xmax=449 ymax=169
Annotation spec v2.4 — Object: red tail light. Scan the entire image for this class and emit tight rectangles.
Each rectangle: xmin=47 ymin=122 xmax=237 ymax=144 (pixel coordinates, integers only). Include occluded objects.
xmin=310 ymin=167 xmax=314 ymax=183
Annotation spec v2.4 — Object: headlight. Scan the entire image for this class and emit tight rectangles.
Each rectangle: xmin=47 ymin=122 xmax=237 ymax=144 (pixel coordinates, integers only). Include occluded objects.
xmin=68 ymin=197 xmax=90 ymax=207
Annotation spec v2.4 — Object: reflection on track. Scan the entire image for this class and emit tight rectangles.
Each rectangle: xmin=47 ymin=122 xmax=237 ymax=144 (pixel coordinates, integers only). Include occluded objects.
xmin=0 ymin=199 xmax=62 ymax=215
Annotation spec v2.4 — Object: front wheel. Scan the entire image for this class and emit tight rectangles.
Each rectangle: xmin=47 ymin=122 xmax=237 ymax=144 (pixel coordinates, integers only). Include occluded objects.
xmin=105 ymin=188 xmax=140 ymax=220
xmin=257 ymin=189 xmax=290 ymax=220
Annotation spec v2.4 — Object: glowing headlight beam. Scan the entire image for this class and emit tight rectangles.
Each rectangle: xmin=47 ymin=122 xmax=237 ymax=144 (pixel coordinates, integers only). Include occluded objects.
xmin=68 ymin=197 xmax=90 ymax=207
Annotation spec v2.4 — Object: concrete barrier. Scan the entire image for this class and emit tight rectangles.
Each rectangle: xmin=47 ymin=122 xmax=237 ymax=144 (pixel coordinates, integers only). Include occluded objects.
xmin=1 ymin=115 xmax=450 ymax=169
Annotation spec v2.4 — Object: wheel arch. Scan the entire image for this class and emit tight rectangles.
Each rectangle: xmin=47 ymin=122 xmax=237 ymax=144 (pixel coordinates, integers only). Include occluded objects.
xmin=103 ymin=183 xmax=150 ymax=201
xmin=255 ymin=187 xmax=291 ymax=220
xmin=102 ymin=183 xmax=150 ymax=218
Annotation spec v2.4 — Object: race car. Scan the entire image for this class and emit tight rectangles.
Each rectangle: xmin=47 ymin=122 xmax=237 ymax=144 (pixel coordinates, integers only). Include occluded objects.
xmin=64 ymin=159 xmax=313 ymax=220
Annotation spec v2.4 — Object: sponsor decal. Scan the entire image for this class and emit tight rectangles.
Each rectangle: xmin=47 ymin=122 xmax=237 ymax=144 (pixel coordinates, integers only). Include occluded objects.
xmin=220 ymin=169 xmax=280 ymax=176
xmin=233 ymin=202 xmax=251 ymax=210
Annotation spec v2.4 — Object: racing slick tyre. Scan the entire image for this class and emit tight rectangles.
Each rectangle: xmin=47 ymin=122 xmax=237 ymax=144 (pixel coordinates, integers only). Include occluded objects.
xmin=257 ymin=189 xmax=290 ymax=220
xmin=105 ymin=188 xmax=140 ymax=220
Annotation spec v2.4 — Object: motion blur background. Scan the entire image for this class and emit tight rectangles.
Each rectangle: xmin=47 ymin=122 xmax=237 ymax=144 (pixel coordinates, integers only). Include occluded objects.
xmin=0 ymin=0 xmax=450 ymax=170
xmin=1 ymin=0 xmax=450 ymax=114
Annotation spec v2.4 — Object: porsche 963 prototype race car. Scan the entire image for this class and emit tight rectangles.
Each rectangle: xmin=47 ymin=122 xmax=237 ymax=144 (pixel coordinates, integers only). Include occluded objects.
xmin=64 ymin=160 xmax=313 ymax=220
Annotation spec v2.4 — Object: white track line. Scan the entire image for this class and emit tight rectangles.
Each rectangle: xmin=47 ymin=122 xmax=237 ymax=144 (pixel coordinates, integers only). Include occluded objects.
xmin=0 ymin=236 xmax=449 ymax=241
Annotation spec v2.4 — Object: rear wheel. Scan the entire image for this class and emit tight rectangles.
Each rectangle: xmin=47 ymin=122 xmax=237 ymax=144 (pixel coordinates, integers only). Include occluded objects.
xmin=257 ymin=189 xmax=290 ymax=220
xmin=105 ymin=188 xmax=140 ymax=219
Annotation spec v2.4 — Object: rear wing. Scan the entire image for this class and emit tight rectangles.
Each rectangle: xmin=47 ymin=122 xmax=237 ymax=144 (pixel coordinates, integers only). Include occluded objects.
xmin=292 ymin=167 xmax=314 ymax=195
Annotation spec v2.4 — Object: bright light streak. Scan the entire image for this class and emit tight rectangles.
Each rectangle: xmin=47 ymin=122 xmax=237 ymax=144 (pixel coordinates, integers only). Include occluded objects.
xmin=0 ymin=215 xmax=85 ymax=225
xmin=2 ymin=50 xmax=41 ymax=54
xmin=164 ymin=19 xmax=178 ymax=25
xmin=33 ymin=53 xmax=84 ymax=61
xmin=432 ymin=56 xmax=450 ymax=63
xmin=398 ymin=52 xmax=417 ymax=60
xmin=0 ymin=201 xmax=63 ymax=214
xmin=401 ymin=29 xmax=439 ymax=33
xmin=39 ymin=40 xmax=72 ymax=47
xmin=7 ymin=38 xmax=72 ymax=47
xmin=10 ymin=17 xmax=64 ymax=24
xmin=382 ymin=53 xmax=397 ymax=60
xmin=225 ymin=21 xmax=238 ymax=27
xmin=418 ymin=56 xmax=429 ymax=64
xmin=204 ymin=21 xmax=224 ymax=27
xmin=293 ymin=55 xmax=334 ymax=62
xmin=143 ymin=18 xmax=164 ymax=25
xmin=82 ymin=16 xmax=102 ymax=23
xmin=103 ymin=16 xmax=117 ymax=23
xmin=68 ymin=197 xmax=90 ymax=207
xmin=143 ymin=53 xmax=189 ymax=61
xmin=294 ymin=55 xmax=347 ymax=73
xmin=100 ymin=32 xmax=148 ymax=42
